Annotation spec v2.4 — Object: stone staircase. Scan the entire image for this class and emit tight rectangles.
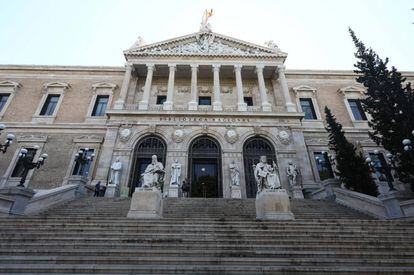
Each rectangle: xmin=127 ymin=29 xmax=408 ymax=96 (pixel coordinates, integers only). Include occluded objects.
xmin=0 ymin=197 xmax=413 ymax=274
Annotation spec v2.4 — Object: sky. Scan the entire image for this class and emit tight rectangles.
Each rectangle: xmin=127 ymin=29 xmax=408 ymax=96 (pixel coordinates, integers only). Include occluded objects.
xmin=0 ymin=0 xmax=412 ymax=71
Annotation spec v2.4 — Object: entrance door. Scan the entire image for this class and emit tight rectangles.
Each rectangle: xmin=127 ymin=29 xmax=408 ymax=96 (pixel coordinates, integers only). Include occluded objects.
xmin=129 ymin=135 xmax=166 ymax=196
xmin=188 ymin=136 xmax=222 ymax=198
xmin=243 ymin=137 xmax=277 ymax=198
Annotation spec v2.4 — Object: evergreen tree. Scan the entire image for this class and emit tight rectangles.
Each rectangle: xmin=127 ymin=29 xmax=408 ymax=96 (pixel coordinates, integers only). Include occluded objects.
xmin=324 ymin=106 xmax=378 ymax=196
xmin=349 ymin=28 xmax=414 ymax=187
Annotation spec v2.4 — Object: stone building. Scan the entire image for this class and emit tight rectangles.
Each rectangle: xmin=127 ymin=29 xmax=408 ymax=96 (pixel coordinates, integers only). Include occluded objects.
xmin=0 ymin=29 xmax=412 ymax=198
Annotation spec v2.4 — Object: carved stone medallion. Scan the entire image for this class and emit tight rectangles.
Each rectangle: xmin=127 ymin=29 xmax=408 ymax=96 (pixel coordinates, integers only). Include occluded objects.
xmin=119 ymin=128 xmax=132 ymax=143
xmin=278 ymin=130 xmax=291 ymax=145
xmin=225 ymin=129 xmax=239 ymax=144
xmin=172 ymin=129 xmax=186 ymax=143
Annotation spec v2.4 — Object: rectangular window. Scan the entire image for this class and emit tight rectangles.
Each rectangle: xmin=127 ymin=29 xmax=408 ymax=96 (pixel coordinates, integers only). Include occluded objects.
xmin=369 ymin=153 xmax=393 ymax=182
xmin=72 ymin=149 xmax=95 ymax=177
xmin=348 ymin=99 xmax=367 ymax=121
xmin=314 ymin=152 xmax=334 ymax=181
xmin=300 ymin=98 xmax=317 ymax=120
xmin=0 ymin=94 xmax=10 ymax=112
xmin=11 ymin=148 xmax=37 ymax=177
xmin=40 ymin=94 xmax=60 ymax=116
xmin=91 ymin=95 xmax=109 ymax=116
xmin=156 ymin=95 xmax=167 ymax=105
xmin=244 ymin=97 xmax=253 ymax=106
xmin=198 ymin=96 xmax=211 ymax=106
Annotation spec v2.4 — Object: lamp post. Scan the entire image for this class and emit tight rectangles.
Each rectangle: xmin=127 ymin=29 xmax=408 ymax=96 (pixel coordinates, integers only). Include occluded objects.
xmin=321 ymin=151 xmax=337 ymax=178
xmin=0 ymin=124 xmax=15 ymax=154
xmin=16 ymin=147 xmax=48 ymax=188
xmin=373 ymin=150 xmax=396 ymax=191
xmin=402 ymin=130 xmax=414 ymax=152
xmin=74 ymin=148 xmax=95 ymax=177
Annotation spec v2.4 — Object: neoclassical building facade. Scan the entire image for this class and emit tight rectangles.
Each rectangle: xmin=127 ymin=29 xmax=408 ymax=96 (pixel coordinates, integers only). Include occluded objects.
xmin=0 ymin=30 xmax=412 ymax=198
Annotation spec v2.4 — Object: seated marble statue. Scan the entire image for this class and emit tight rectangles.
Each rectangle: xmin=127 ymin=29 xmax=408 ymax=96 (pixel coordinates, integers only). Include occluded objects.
xmin=141 ymin=155 xmax=165 ymax=189
xmin=254 ymin=156 xmax=281 ymax=193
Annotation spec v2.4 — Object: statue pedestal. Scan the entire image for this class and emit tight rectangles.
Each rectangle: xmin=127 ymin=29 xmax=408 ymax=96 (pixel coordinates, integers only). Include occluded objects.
xmin=105 ymin=184 xmax=120 ymax=197
xmin=127 ymin=187 xmax=162 ymax=219
xmin=230 ymin=185 xmax=242 ymax=199
xmin=292 ymin=186 xmax=304 ymax=199
xmin=255 ymin=189 xmax=294 ymax=220
xmin=168 ymin=185 xmax=179 ymax=198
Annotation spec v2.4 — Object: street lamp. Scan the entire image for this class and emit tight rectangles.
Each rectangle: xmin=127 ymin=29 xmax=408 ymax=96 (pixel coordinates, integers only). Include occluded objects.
xmin=402 ymin=130 xmax=414 ymax=152
xmin=74 ymin=148 xmax=95 ymax=176
xmin=0 ymin=124 xmax=15 ymax=154
xmin=373 ymin=150 xmax=396 ymax=191
xmin=16 ymin=147 xmax=48 ymax=188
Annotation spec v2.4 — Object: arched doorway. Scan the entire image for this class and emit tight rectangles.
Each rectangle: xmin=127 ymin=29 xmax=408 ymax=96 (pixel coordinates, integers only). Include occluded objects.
xmin=129 ymin=135 xmax=166 ymax=196
xmin=243 ymin=136 xmax=277 ymax=198
xmin=188 ymin=136 xmax=222 ymax=198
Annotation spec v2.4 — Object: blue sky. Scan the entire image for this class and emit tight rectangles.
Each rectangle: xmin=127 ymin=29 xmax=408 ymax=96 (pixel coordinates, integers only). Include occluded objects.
xmin=0 ymin=0 xmax=412 ymax=70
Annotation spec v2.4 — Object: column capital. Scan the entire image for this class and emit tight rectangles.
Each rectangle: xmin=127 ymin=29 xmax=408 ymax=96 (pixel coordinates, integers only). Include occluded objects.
xmin=234 ymin=64 xmax=243 ymax=72
xmin=212 ymin=64 xmax=221 ymax=72
xmin=255 ymin=64 xmax=265 ymax=73
xmin=277 ymin=64 xmax=286 ymax=73
xmin=146 ymin=63 xmax=156 ymax=71
xmin=190 ymin=64 xmax=199 ymax=71
xmin=168 ymin=63 xmax=177 ymax=71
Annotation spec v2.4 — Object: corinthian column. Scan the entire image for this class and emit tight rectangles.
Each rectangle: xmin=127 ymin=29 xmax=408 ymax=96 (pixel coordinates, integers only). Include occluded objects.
xmin=277 ymin=65 xmax=296 ymax=112
xmin=163 ymin=64 xmax=176 ymax=111
xmin=114 ymin=64 xmax=133 ymax=109
xmin=234 ymin=64 xmax=247 ymax=111
xmin=212 ymin=64 xmax=222 ymax=111
xmin=256 ymin=64 xmax=272 ymax=112
xmin=139 ymin=63 xmax=155 ymax=110
xmin=188 ymin=64 xmax=198 ymax=110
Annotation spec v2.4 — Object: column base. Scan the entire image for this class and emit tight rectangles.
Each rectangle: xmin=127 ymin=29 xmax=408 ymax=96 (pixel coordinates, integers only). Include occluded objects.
xmin=127 ymin=187 xmax=163 ymax=219
xmin=213 ymin=102 xmax=222 ymax=111
xmin=262 ymin=103 xmax=272 ymax=112
xmin=292 ymin=185 xmax=304 ymax=199
xmin=286 ymin=102 xmax=297 ymax=112
xmin=138 ymin=101 xmax=149 ymax=110
xmin=237 ymin=103 xmax=247 ymax=112
xmin=105 ymin=184 xmax=120 ymax=197
xmin=113 ymin=99 xmax=125 ymax=110
xmin=256 ymin=189 xmax=295 ymax=220
xmin=230 ymin=185 xmax=242 ymax=199
xmin=168 ymin=185 xmax=179 ymax=198
xmin=163 ymin=101 xmax=173 ymax=111
xmin=188 ymin=101 xmax=198 ymax=111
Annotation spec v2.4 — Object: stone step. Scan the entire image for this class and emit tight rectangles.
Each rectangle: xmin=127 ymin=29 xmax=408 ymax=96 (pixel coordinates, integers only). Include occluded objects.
xmin=1 ymin=263 xmax=413 ymax=274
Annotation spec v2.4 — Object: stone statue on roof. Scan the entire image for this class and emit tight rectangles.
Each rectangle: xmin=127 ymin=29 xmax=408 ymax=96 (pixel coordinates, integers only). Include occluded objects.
xmin=200 ymin=9 xmax=213 ymax=32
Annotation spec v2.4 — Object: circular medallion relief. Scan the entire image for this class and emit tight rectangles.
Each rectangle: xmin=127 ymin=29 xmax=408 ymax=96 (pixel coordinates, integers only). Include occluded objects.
xmin=172 ymin=129 xmax=186 ymax=143
xmin=278 ymin=130 xmax=290 ymax=144
xmin=225 ymin=129 xmax=239 ymax=144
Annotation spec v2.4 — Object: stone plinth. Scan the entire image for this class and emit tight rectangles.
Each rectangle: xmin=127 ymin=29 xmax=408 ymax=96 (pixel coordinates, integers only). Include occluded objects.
xmin=230 ymin=185 xmax=242 ymax=199
xmin=105 ymin=184 xmax=120 ymax=197
xmin=292 ymin=186 xmax=304 ymax=199
xmin=379 ymin=192 xmax=404 ymax=219
xmin=66 ymin=176 xmax=89 ymax=198
xmin=168 ymin=185 xmax=179 ymax=198
xmin=127 ymin=187 xmax=163 ymax=219
xmin=255 ymin=189 xmax=294 ymax=220
xmin=0 ymin=187 xmax=35 ymax=216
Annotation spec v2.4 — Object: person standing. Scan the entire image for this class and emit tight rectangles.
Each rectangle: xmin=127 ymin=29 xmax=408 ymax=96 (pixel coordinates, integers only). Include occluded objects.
xmin=181 ymin=178 xmax=190 ymax=198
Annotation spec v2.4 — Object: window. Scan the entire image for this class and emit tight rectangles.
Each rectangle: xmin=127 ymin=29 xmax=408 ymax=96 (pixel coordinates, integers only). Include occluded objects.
xmin=300 ymin=98 xmax=317 ymax=120
xmin=199 ymin=96 xmax=211 ymax=106
xmin=0 ymin=94 xmax=10 ymax=112
xmin=156 ymin=95 xmax=167 ymax=105
xmin=91 ymin=95 xmax=109 ymax=116
xmin=244 ymin=97 xmax=253 ymax=106
xmin=11 ymin=148 xmax=37 ymax=177
xmin=72 ymin=149 xmax=95 ymax=177
xmin=348 ymin=99 xmax=367 ymax=121
xmin=40 ymin=94 xmax=60 ymax=116
xmin=369 ymin=153 xmax=393 ymax=182
xmin=314 ymin=152 xmax=334 ymax=181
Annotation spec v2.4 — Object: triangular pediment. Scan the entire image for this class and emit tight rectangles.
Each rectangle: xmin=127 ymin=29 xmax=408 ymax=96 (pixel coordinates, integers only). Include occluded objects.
xmin=124 ymin=32 xmax=287 ymax=59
